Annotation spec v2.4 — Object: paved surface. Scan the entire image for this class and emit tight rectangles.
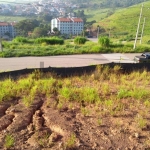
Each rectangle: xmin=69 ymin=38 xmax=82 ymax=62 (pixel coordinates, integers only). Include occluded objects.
xmin=0 ymin=53 xmax=140 ymax=71
xmin=88 ymin=38 xmax=98 ymax=43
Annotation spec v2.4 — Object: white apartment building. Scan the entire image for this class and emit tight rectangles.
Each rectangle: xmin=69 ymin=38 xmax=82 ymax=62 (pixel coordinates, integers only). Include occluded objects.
xmin=51 ymin=17 xmax=84 ymax=35
xmin=0 ymin=22 xmax=16 ymax=39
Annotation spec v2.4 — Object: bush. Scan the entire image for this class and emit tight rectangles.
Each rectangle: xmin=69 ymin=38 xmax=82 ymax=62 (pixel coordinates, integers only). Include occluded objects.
xmin=91 ymin=45 xmax=101 ymax=53
xmin=34 ymin=37 xmax=64 ymax=45
xmin=74 ymin=36 xmax=87 ymax=45
xmin=98 ymin=36 xmax=110 ymax=48
xmin=13 ymin=37 xmax=29 ymax=43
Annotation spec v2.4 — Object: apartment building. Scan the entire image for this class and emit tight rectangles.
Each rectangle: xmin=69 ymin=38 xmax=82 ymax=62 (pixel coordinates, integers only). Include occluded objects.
xmin=0 ymin=22 xmax=16 ymax=39
xmin=51 ymin=17 xmax=84 ymax=35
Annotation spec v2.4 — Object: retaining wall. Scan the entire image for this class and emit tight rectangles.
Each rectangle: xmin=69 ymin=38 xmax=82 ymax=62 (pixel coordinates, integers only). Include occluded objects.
xmin=0 ymin=63 xmax=150 ymax=80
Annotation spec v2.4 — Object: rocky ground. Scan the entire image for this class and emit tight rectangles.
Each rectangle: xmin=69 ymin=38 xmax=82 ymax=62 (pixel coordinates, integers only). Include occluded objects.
xmin=0 ymin=95 xmax=150 ymax=150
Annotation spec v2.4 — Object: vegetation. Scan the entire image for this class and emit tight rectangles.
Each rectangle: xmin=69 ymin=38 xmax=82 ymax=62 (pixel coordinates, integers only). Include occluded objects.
xmin=65 ymin=0 xmax=147 ymax=8
xmin=14 ymin=19 xmax=52 ymax=37
xmin=74 ymin=36 xmax=87 ymax=45
xmin=0 ymin=66 xmax=150 ymax=133
xmin=34 ymin=37 xmax=64 ymax=45
xmin=0 ymin=65 xmax=150 ymax=148
xmin=1 ymin=37 xmax=150 ymax=57
xmin=98 ymin=36 xmax=110 ymax=48
xmin=4 ymin=134 xmax=14 ymax=149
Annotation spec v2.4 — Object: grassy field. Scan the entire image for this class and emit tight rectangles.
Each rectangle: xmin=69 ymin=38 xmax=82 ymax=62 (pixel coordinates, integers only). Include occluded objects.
xmin=1 ymin=38 xmax=150 ymax=58
xmin=0 ymin=15 xmax=36 ymax=22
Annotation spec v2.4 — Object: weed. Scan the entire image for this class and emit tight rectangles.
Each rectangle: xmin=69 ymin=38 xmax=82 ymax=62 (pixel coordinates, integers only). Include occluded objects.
xmin=144 ymin=99 xmax=150 ymax=108
xmin=35 ymin=131 xmax=50 ymax=148
xmin=101 ymin=83 xmax=110 ymax=96
xmin=81 ymin=87 xmax=100 ymax=103
xmin=81 ymin=107 xmax=90 ymax=116
xmin=30 ymin=69 xmax=43 ymax=80
xmin=131 ymin=88 xmax=149 ymax=100
xmin=104 ymin=99 xmax=113 ymax=109
xmin=22 ymin=95 xmax=33 ymax=107
xmin=64 ymin=133 xmax=76 ymax=149
xmin=117 ymin=88 xmax=130 ymax=99
xmin=135 ymin=115 xmax=147 ymax=129
xmin=97 ymin=118 xmax=102 ymax=126
xmin=57 ymin=101 xmax=64 ymax=110
xmin=113 ymin=65 xmax=122 ymax=73
xmin=58 ymin=87 xmax=71 ymax=101
xmin=4 ymin=134 xmax=14 ymax=148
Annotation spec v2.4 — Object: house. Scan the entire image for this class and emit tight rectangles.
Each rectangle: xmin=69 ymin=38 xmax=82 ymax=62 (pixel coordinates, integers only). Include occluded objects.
xmin=0 ymin=22 xmax=16 ymax=39
xmin=51 ymin=17 xmax=84 ymax=35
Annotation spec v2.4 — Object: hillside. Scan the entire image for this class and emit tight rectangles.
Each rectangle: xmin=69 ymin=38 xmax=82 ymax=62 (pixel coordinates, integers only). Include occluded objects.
xmin=97 ymin=1 xmax=150 ymax=44
xmin=65 ymin=0 xmax=149 ymax=8
xmin=0 ymin=67 xmax=150 ymax=149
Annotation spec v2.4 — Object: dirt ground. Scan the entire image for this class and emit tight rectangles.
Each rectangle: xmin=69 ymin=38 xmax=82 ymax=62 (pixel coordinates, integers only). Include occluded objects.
xmin=0 ymin=95 xmax=150 ymax=150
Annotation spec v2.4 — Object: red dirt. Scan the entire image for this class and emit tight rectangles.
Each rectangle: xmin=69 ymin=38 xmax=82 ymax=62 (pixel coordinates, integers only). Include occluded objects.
xmin=0 ymin=96 xmax=150 ymax=150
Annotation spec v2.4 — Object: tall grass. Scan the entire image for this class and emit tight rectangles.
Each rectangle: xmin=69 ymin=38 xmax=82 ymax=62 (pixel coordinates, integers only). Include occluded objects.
xmin=1 ymin=37 xmax=150 ymax=58
xmin=0 ymin=65 xmax=150 ymax=124
xmin=74 ymin=36 xmax=87 ymax=45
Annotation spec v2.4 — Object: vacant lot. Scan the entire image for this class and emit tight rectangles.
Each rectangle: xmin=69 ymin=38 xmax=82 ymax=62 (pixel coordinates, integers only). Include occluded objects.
xmin=0 ymin=66 xmax=150 ymax=150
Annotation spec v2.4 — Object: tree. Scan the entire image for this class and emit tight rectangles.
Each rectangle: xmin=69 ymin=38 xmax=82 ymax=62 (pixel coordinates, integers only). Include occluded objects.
xmin=38 ymin=13 xmax=52 ymax=22
xmin=98 ymin=36 xmax=110 ymax=48
xmin=32 ymin=27 xmax=48 ymax=38
xmin=15 ymin=19 xmax=39 ymax=36
xmin=52 ymin=27 xmax=61 ymax=35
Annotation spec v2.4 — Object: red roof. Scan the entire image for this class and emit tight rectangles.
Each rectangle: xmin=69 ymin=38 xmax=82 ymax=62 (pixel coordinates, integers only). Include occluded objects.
xmin=71 ymin=18 xmax=83 ymax=22
xmin=0 ymin=22 xmax=16 ymax=26
xmin=57 ymin=18 xmax=71 ymax=22
xmin=0 ymin=22 xmax=9 ymax=26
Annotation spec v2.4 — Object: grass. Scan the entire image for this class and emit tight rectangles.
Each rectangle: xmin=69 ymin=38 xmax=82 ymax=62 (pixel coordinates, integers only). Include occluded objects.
xmin=76 ymin=1 xmax=150 ymax=44
xmin=4 ymin=134 xmax=15 ymax=149
xmin=64 ymin=133 xmax=76 ymax=149
xmin=135 ymin=115 xmax=147 ymax=129
xmin=97 ymin=2 xmax=150 ymax=43
xmin=0 ymin=65 xmax=149 ymax=149
xmin=0 ymin=66 xmax=150 ymax=139
xmin=0 ymin=36 xmax=150 ymax=58
xmin=0 ymin=15 xmax=36 ymax=22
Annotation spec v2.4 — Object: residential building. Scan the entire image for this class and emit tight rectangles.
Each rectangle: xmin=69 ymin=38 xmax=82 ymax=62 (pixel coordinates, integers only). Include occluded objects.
xmin=51 ymin=17 xmax=84 ymax=35
xmin=0 ymin=22 xmax=16 ymax=39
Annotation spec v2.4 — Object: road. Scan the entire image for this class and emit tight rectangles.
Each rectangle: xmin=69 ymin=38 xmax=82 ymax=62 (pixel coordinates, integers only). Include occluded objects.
xmin=0 ymin=53 xmax=139 ymax=72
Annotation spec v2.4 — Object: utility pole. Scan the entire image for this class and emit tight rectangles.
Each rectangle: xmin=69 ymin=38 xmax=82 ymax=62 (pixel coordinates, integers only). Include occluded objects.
xmin=109 ymin=28 xmax=111 ymax=38
xmin=140 ymin=17 xmax=145 ymax=44
xmin=0 ymin=39 xmax=3 ymax=52
xmin=97 ymin=25 xmax=100 ymax=39
xmin=133 ymin=4 xmax=143 ymax=49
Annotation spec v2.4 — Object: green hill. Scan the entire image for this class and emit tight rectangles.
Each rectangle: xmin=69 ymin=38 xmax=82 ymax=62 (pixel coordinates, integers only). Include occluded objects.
xmin=66 ymin=0 xmax=148 ymax=8
xmin=97 ymin=2 xmax=150 ymax=44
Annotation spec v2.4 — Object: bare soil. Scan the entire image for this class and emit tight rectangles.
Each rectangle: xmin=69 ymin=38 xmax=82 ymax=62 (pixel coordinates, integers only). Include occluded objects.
xmin=0 ymin=95 xmax=150 ymax=150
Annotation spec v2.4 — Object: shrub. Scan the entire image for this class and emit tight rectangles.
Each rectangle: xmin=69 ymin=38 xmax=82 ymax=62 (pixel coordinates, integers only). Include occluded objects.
xmin=74 ymin=36 xmax=87 ymax=45
xmin=34 ymin=37 xmax=64 ymax=45
xmin=13 ymin=37 xmax=28 ymax=43
xmin=4 ymin=134 xmax=14 ymax=148
xmin=98 ymin=36 xmax=110 ymax=48
xmin=91 ymin=45 xmax=101 ymax=53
